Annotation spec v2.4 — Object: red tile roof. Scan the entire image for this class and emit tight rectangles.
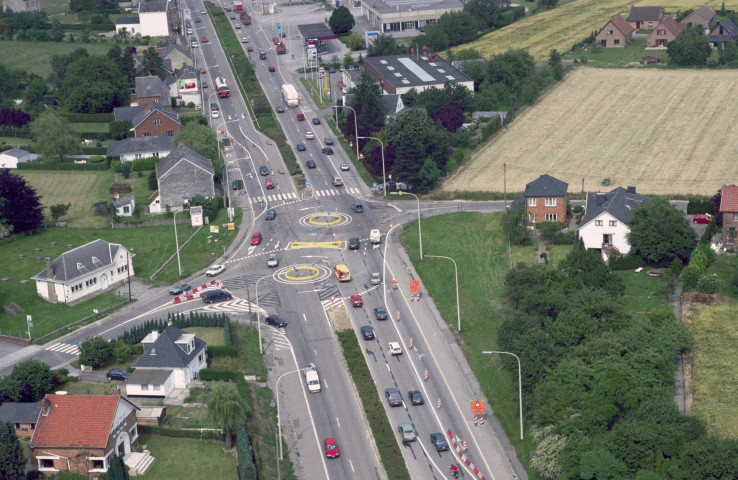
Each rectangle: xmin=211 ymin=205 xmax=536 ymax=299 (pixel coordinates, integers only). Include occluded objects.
xmin=610 ymin=14 xmax=635 ymax=36
xmin=31 ymin=394 xmax=121 ymax=449
xmin=720 ymin=185 xmax=738 ymax=212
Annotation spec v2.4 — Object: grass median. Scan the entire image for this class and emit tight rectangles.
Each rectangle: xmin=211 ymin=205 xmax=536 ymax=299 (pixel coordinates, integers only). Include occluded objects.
xmin=326 ymin=117 xmax=375 ymax=188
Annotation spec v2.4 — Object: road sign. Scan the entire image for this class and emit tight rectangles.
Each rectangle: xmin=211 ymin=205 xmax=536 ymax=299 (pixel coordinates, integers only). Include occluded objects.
xmin=471 ymin=400 xmax=485 ymax=415
xmin=410 ymin=280 xmax=420 ymax=293
xmin=305 ymin=180 xmax=310 ymax=187
xmin=391 ymin=276 xmax=398 ymax=284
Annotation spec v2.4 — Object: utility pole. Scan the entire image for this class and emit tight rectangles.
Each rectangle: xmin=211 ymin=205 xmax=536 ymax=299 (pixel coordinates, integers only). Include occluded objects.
xmin=503 ymin=163 xmax=507 ymax=209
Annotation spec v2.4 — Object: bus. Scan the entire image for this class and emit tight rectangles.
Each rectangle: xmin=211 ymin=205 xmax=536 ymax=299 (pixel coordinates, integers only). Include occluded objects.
xmin=215 ymin=77 xmax=229 ymax=98
xmin=233 ymin=0 xmax=242 ymax=10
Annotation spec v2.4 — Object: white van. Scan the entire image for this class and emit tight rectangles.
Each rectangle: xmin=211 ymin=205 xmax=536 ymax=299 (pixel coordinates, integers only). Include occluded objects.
xmin=304 ymin=363 xmax=321 ymax=393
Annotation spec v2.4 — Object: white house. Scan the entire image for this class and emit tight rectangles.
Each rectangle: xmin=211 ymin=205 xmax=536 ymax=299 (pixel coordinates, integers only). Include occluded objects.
xmin=138 ymin=0 xmax=174 ymax=37
xmin=577 ymin=186 xmax=650 ymax=256
xmin=0 ymin=148 xmax=31 ymax=168
xmin=113 ymin=195 xmax=136 ymax=217
xmin=106 ymin=135 xmax=173 ymax=162
xmin=115 ymin=16 xmax=140 ymax=36
xmin=31 ymin=239 xmax=134 ymax=305
xmin=126 ymin=325 xmax=207 ymax=397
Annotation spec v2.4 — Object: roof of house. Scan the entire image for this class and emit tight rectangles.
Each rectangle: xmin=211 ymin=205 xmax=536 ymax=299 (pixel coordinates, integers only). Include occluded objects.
xmin=364 ymin=54 xmax=473 ymax=91
xmin=719 ymin=185 xmax=738 ymax=212
xmin=627 ymin=6 xmax=665 ymax=22
xmin=0 ymin=402 xmax=42 ymax=424
xmin=127 ymin=368 xmax=173 ymax=385
xmin=605 ymin=14 xmax=635 ymax=35
xmin=116 ymin=16 xmax=140 ymax=25
xmin=139 ymin=0 xmax=168 ymax=13
xmin=168 ymin=66 xmax=198 ymax=87
xmin=135 ymin=75 xmax=169 ymax=103
xmin=155 ymin=144 xmax=214 ymax=180
xmin=132 ymin=102 xmax=180 ymax=129
xmin=32 ymin=239 xmax=128 ymax=282
xmin=113 ymin=195 xmax=135 ymax=208
xmin=689 ymin=6 xmax=716 ymax=22
xmin=160 ymin=43 xmax=192 ymax=61
xmin=581 ymin=187 xmax=650 ymax=227
xmin=134 ymin=325 xmax=206 ymax=369
xmin=114 ymin=105 xmax=144 ymax=122
xmin=365 ymin=0 xmax=463 ymax=14
xmin=107 ymin=135 xmax=173 ymax=156
xmin=0 ymin=148 xmax=30 ymax=158
xmin=523 ymin=174 xmax=568 ymax=198
xmin=711 ymin=17 xmax=738 ymax=37
xmin=30 ymin=393 xmax=138 ymax=449
xmin=655 ymin=16 xmax=685 ymax=36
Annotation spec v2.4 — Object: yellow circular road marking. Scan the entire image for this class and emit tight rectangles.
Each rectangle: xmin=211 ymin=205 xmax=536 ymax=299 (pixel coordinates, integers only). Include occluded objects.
xmin=284 ymin=265 xmax=320 ymax=281
xmin=309 ymin=213 xmax=341 ymax=225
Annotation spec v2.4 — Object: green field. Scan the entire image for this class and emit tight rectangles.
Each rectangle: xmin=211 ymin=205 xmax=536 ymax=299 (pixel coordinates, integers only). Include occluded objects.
xmin=182 ymin=326 xmax=225 ymax=346
xmin=70 ymin=122 xmax=111 ymax=134
xmin=0 ymin=41 xmax=114 ymax=78
xmin=138 ymin=435 xmax=237 ymax=479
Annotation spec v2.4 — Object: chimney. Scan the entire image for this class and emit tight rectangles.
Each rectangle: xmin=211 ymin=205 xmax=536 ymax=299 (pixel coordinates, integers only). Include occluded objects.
xmin=151 ymin=330 xmax=159 ymax=341
xmin=627 ymin=186 xmax=636 ymax=194
xmin=41 ymin=396 xmax=51 ymax=416
xmin=113 ymin=388 xmax=121 ymax=397
xmin=45 ymin=257 xmax=53 ymax=278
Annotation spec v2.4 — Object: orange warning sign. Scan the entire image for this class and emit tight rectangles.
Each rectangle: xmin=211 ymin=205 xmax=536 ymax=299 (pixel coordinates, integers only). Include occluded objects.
xmin=410 ymin=280 xmax=420 ymax=293
xmin=471 ymin=400 xmax=485 ymax=414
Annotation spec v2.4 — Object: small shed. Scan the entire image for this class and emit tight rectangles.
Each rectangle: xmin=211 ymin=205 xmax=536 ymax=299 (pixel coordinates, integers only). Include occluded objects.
xmin=0 ymin=148 xmax=31 ymax=168
xmin=136 ymin=407 xmax=167 ymax=426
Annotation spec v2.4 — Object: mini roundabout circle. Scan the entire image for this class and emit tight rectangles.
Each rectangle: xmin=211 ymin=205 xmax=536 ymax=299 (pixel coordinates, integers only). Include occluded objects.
xmin=274 ymin=264 xmax=333 ymax=284
xmin=298 ymin=211 xmax=352 ymax=227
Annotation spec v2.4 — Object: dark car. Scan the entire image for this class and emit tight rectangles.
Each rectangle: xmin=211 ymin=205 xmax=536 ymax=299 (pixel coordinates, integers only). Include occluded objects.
xmin=201 ymin=289 xmax=233 ymax=303
xmin=306 ymin=159 xmax=316 ymax=169
xmin=430 ymin=433 xmax=449 ymax=451
xmin=408 ymin=390 xmax=424 ymax=405
xmin=202 ymin=81 xmax=208 ymax=89
xmin=312 ymin=117 xmax=321 ymax=125
xmin=296 ymin=143 xmax=306 ymax=151
xmin=374 ymin=306 xmax=388 ymax=321
xmin=265 ymin=208 xmax=276 ymax=220
xmin=169 ymin=283 xmax=191 ymax=295
xmin=259 ymin=165 xmax=269 ymax=176
xmin=321 ymin=147 xmax=334 ymax=155
xmin=385 ymin=387 xmax=402 ymax=407
xmin=107 ymin=368 xmax=130 ymax=381
xmin=276 ymin=105 xmax=285 ymax=113
xmin=329 ymin=66 xmax=336 ymax=74
xmin=266 ymin=315 xmax=287 ymax=328
xmin=351 ymin=203 xmax=364 ymax=213
xmin=360 ymin=325 xmax=375 ymax=340
xmin=247 ymin=46 xmax=253 ymax=52
xmin=324 ymin=137 xmax=334 ymax=145
xmin=250 ymin=232 xmax=262 ymax=245
xmin=348 ymin=237 xmax=360 ymax=250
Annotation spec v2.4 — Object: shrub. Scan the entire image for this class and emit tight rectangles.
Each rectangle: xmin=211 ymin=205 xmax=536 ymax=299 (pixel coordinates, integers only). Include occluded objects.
xmin=572 ymin=205 xmax=583 ymax=214
xmin=89 ymin=155 xmax=105 ymax=163
xmin=208 ymin=346 xmax=238 ymax=357
xmin=686 ymin=198 xmax=714 ymax=214
xmin=689 ymin=244 xmax=716 ymax=271
xmin=697 ymin=274 xmax=721 ymax=294
xmin=131 ymin=156 xmax=159 ymax=171
xmin=682 ymin=264 xmax=701 ymax=290
xmin=728 ymin=270 xmax=738 ymax=295
xmin=237 ymin=425 xmax=258 ymax=480
xmin=536 ymin=221 xmax=564 ymax=240
xmin=551 ymin=230 xmax=576 ymax=245
xmin=112 ymin=341 xmax=132 ymax=363
xmin=670 ymin=257 xmax=683 ymax=277
xmin=199 ymin=369 xmax=239 ymax=381
xmin=608 ymin=255 xmax=647 ymax=271
xmin=700 ymin=219 xmax=719 ymax=245
xmin=79 ymin=337 xmax=112 ymax=368
xmin=121 ymin=163 xmax=131 ymax=179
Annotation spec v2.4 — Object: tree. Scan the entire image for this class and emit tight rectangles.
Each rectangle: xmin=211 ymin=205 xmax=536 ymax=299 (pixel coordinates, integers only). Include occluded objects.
xmin=30 ymin=109 xmax=81 ymax=161
xmin=0 ymin=169 xmax=44 ymax=234
xmin=49 ymin=47 xmax=90 ymax=88
xmin=347 ymin=32 xmax=364 ymax=51
xmin=667 ymin=26 xmax=711 ymax=66
xmin=172 ymin=122 xmax=219 ymax=170
xmin=106 ymin=455 xmax=130 ymax=480
xmin=349 ymin=70 xmax=385 ymax=135
xmin=328 ymin=6 xmax=355 ymax=34
xmin=24 ymin=77 xmax=47 ymax=115
xmin=49 ymin=18 xmax=64 ymax=41
xmin=148 ymin=170 xmax=158 ymax=190
xmin=0 ymin=421 xmax=25 ymax=480
xmin=433 ymin=103 xmax=465 ymax=132
xmin=500 ymin=200 xmax=528 ymax=245
xmin=61 ymin=55 xmax=128 ymax=113
xmin=50 ymin=203 xmax=71 ymax=223
xmin=207 ymin=381 xmax=249 ymax=450
xmin=539 ymin=0 xmax=559 ymax=8
xmin=142 ymin=46 xmax=164 ymax=76
xmin=110 ymin=120 xmax=133 ymax=140
xmin=627 ymin=198 xmax=696 ymax=265
xmin=0 ymin=360 xmax=54 ymax=402
xmin=436 ymin=11 xmax=479 ymax=47
xmin=420 ymin=23 xmax=450 ymax=51
xmin=0 ymin=108 xmax=31 ymax=131
xmin=548 ymin=49 xmax=563 ymax=81
xmin=79 ymin=336 xmax=113 ymax=368
xmin=718 ymin=40 xmax=738 ymax=65
xmin=463 ymin=0 xmax=502 ymax=28
xmin=367 ymin=33 xmax=403 ymax=56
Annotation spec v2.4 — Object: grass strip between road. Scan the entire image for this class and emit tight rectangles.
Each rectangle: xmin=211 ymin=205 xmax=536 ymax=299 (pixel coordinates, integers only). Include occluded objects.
xmin=326 ymin=117 xmax=375 ymax=188
xmin=336 ymin=330 xmax=410 ymax=480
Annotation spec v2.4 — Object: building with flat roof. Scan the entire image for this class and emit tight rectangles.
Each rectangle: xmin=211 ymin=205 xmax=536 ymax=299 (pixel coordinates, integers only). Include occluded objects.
xmin=361 ymin=0 xmax=463 ymax=33
xmin=364 ymin=53 xmax=473 ymax=94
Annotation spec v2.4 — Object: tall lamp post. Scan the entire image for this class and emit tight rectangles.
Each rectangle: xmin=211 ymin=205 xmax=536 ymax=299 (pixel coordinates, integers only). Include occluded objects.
xmin=276 ymin=367 xmax=304 ymax=460
xmin=331 ymin=105 xmax=359 ymax=160
xmin=481 ymin=350 xmax=523 ymax=440
xmin=173 ymin=210 xmax=183 ymax=277
xmin=255 ymin=274 xmax=273 ymax=355
xmin=426 ymin=255 xmax=459 ymax=332
xmin=357 ymin=136 xmax=386 ymax=197
xmin=391 ymin=191 xmax=422 ymax=259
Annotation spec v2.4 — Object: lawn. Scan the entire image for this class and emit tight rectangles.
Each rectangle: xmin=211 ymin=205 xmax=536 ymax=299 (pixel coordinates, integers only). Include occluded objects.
xmin=40 ymin=0 xmax=69 ymax=15
xmin=443 ymin=68 xmax=738 ymax=196
xmin=70 ymin=122 xmax=111 ymax=134
xmin=0 ymin=41 xmax=113 ymax=77
xmin=566 ymin=37 xmax=672 ymax=67
xmin=299 ymin=77 xmax=332 ymax=109
xmin=182 ymin=326 xmax=225 ymax=346
xmin=690 ymin=304 xmax=738 ymax=439
xmin=138 ymin=435 xmax=237 ymax=479
xmin=614 ymin=269 xmax=671 ymax=316
xmin=57 ymin=380 xmax=112 ymax=396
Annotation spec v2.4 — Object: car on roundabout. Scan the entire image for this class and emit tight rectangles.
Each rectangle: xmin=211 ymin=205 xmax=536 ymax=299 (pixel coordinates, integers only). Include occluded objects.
xmin=250 ymin=232 xmax=262 ymax=245
xmin=351 ymin=294 xmax=363 ymax=307
xmin=267 ymin=254 xmax=279 ymax=267
xmin=265 ymin=208 xmax=276 ymax=220
xmin=206 ymin=264 xmax=225 ymax=276
xmin=348 ymin=237 xmax=360 ymax=250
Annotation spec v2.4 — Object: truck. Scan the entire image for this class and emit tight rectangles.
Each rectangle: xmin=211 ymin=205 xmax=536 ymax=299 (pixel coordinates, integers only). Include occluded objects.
xmin=281 ymin=84 xmax=298 ymax=107
xmin=276 ymin=41 xmax=286 ymax=54
xmin=239 ymin=11 xmax=250 ymax=24
xmin=370 ymin=229 xmax=381 ymax=244
xmin=304 ymin=363 xmax=321 ymax=393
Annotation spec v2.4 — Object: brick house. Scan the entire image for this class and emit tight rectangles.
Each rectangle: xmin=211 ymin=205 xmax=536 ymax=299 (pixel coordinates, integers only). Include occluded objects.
xmin=30 ymin=391 xmax=140 ymax=477
xmin=627 ymin=6 xmax=665 ymax=30
xmin=149 ymin=144 xmax=215 ymax=213
xmin=522 ymin=174 xmax=568 ymax=224
xmin=647 ymin=16 xmax=685 ymax=48
xmin=683 ymin=6 xmax=716 ymax=31
xmin=132 ymin=102 xmax=180 ymax=138
xmin=708 ymin=17 xmax=738 ymax=47
xmin=0 ymin=402 xmax=42 ymax=439
xmin=596 ymin=14 xmax=635 ymax=47
xmin=132 ymin=75 xmax=171 ymax=109
xmin=719 ymin=185 xmax=738 ymax=249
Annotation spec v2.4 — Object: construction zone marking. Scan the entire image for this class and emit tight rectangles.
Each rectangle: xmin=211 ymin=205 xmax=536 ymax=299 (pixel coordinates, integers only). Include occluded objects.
xmin=172 ymin=280 xmax=225 ymax=304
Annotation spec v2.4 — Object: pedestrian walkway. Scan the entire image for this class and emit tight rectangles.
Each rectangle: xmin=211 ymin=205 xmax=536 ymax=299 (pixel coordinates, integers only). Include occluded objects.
xmin=45 ymin=342 xmax=80 ymax=356
xmin=248 ymin=187 xmax=360 ymax=204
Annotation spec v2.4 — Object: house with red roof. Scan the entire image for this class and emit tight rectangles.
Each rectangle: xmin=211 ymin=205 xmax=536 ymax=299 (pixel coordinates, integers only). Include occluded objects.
xmin=719 ymin=185 xmax=738 ymax=249
xmin=647 ymin=16 xmax=685 ymax=48
xmin=596 ymin=14 xmax=635 ymax=47
xmin=30 ymin=390 xmax=146 ymax=477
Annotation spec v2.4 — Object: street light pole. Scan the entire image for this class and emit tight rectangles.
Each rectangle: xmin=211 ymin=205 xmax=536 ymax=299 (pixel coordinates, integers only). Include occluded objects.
xmin=357 ymin=136 xmax=386 ymax=197
xmin=173 ymin=210 xmax=182 ymax=277
xmin=331 ymin=105 xmax=359 ymax=160
xmin=426 ymin=255 xmax=459 ymax=332
xmin=481 ymin=350 xmax=523 ymax=440
xmin=391 ymin=191 xmax=421 ymax=259
xmin=255 ymin=274 xmax=272 ymax=355
xmin=275 ymin=367 xmax=304 ymax=460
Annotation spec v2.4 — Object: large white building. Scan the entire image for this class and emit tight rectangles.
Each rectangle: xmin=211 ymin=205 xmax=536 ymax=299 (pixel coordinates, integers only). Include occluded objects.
xmin=138 ymin=0 xmax=176 ymax=37
xmin=360 ymin=0 xmax=464 ymax=33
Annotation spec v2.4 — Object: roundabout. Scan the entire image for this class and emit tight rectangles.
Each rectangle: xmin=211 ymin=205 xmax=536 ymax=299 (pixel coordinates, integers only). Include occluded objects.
xmin=274 ymin=264 xmax=333 ymax=284
xmin=298 ymin=211 xmax=352 ymax=227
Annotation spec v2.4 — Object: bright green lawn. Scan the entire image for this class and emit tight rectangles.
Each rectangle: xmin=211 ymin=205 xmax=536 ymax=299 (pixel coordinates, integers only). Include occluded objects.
xmin=138 ymin=435 xmax=237 ymax=479
xmin=613 ymin=270 xmax=671 ymax=316
xmin=183 ymin=326 xmax=225 ymax=346
xmin=564 ymin=37 xmax=672 ymax=67
xmin=40 ymin=0 xmax=69 ymax=15
xmin=70 ymin=122 xmax=111 ymax=134
xmin=0 ymin=41 xmax=113 ymax=78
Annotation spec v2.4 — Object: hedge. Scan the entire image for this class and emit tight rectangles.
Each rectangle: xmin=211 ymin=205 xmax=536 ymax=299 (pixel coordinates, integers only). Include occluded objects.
xmin=59 ymin=112 xmax=114 ymax=123
xmin=236 ymin=425 xmax=258 ymax=480
xmin=207 ymin=346 xmax=238 ymax=357
xmin=138 ymin=425 xmax=222 ymax=440
xmin=82 ymin=147 xmax=107 ymax=155
xmin=118 ymin=312 xmax=231 ymax=344
xmin=198 ymin=369 xmax=240 ymax=381
xmin=17 ymin=161 xmax=109 ymax=171
xmin=608 ymin=255 xmax=647 ymax=271
xmin=699 ymin=218 xmax=719 ymax=245
xmin=62 ymin=23 xmax=116 ymax=31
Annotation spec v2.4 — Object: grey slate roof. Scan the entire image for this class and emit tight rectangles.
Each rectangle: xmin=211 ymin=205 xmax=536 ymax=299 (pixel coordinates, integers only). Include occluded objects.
xmin=116 ymin=16 xmax=140 ymax=25
xmin=581 ymin=187 xmax=650 ymax=227
xmin=710 ymin=17 xmax=738 ymax=41
xmin=134 ymin=325 xmax=206 ymax=369
xmin=364 ymin=54 xmax=473 ymax=91
xmin=1 ymin=148 xmax=30 ymax=159
xmin=127 ymin=368 xmax=173 ymax=385
xmin=0 ymin=402 xmax=42 ymax=424
xmin=160 ymin=43 xmax=192 ymax=61
xmin=168 ymin=66 xmax=198 ymax=87
xmin=627 ymin=6 xmax=664 ymax=22
xmin=296 ymin=23 xmax=336 ymax=41
xmin=156 ymin=144 xmax=214 ymax=179
xmin=32 ymin=239 xmax=127 ymax=282
xmin=114 ymin=106 xmax=143 ymax=122
xmin=107 ymin=135 xmax=173 ymax=156
xmin=135 ymin=75 xmax=169 ymax=103
xmin=131 ymin=102 xmax=180 ymax=129
xmin=113 ymin=195 xmax=135 ymax=208
xmin=139 ymin=0 xmax=167 ymax=13
xmin=523 ymin=174 xmax=568 ymax=198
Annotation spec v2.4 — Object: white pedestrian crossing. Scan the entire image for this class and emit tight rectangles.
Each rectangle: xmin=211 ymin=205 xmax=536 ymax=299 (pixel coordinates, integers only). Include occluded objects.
xmin=249 ymin=189 xmax=352 ymax=204
xmin=45 ymin=342 xmax=80 ymax=356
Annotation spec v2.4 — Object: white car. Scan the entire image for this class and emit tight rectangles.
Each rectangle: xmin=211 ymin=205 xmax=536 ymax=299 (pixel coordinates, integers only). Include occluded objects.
xmin=305 ymin=131 xmax=314 ymax=139
xmin=211 ymin=110 xmax=220 ymax=119
xmin=340 ymin=163 xmax=350 ymax=171
xmin=201 ymin=9 xmax=206 ymax=14
xmin=206 ymin=264 xmax=226 ymax=276
xmin=242 ymin=37 xmax=249 ymax=43
xmin=388 ymin=342 xmax=402 ymax=355
xmin=371 ymin=272 xmax=382 ymax=285
xmin=267 ymin=254 xmax=279 ymax=267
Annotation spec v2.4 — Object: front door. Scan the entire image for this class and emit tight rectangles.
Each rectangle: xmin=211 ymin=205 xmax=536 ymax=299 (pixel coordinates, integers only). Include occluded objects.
xmin=118 ymin=440 xmax=126 ymax=457
xmin=100 ymin=274 xmax=108 ymax=290
xmin=603 ymin=234 xmax=612 ymax=245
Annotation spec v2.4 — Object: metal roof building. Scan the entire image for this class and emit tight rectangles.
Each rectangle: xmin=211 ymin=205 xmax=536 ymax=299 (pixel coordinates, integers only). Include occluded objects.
xmin=364 ymin=53 xmax=473 ymax=95
xmin=360 ymin=0 xmax=464 ymax=33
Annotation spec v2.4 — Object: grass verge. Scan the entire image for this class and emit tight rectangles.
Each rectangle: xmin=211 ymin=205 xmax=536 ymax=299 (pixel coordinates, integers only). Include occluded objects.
xmin=138 ymin=435 xmax=237 ymax=479
xmin=326 ymin=116 xmax=375 ymax=188
xmin=183 ymin=326 xmax=225 ymax=346
xmin=298 ymin=77 xmax=332 ymax=109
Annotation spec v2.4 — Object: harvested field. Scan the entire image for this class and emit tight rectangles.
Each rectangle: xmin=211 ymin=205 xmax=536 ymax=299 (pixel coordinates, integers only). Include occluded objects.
xmin=442 ymin=68 xmax=738 ymax=196
xmin=459 ymin=0 xmax=738 ymax=60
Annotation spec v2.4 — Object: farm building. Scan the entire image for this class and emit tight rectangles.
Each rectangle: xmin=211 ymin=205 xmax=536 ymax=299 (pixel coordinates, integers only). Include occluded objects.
xmin=595 ymin=14 xmax=635 ymax=47
xmin=0 ymin=148 xmax=31 ymax=168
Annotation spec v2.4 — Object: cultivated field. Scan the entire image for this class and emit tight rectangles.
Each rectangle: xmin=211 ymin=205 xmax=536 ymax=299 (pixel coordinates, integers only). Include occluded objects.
xmin=442 ymin=68 xmax=738 ymax=196
xmin=459 ymin=0 xmax=738 ymax=60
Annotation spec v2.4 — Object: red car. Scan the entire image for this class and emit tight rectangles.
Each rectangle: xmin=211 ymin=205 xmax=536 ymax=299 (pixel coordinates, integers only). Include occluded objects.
xmin=323 ymin=438 xmax=340 ymax=458
xmin=337 ymin=81 xmax=345 ymax=88
xmin=297 ymin=112 xmax=305 ymax=121
xmin=693 ymin=213 xmax=712 ymax=224
xmin=268 ymin=65 xmax=275 ymax=72
xmin=201 ymin=37 xmax=208 ymax=43
xmin=351 ymin=294 xmax=363 ymax=307
xmin=273 ymin=37 xmax=280 ymax=45
xmin=250 ymin=232 xmax=262 ymax=245
xmin=265 ymin=178 xmax=274 ymax=189
xmin=200 ymin=67 xmax=207 ymax=74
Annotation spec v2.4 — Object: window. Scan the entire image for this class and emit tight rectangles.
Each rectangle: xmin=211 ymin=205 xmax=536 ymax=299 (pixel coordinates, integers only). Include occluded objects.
xmin=91 ymin=459 xmax=105 ymax=470
xmin=153 ymin=384 xmax=160 ymax=391
xmin=544 ymin=198 xmax=557 ymax=207
xmin=153 ymin=118 xmax=161 ymax=125
xmin=595 ymin=220 xmax=603 ymax=226
xmin=135 ymin=153 xmax=141 ymax=159
xmin=123 ymin=206 xmax=130 ymax=213
xmin=143 ymin=132 xmax=151 ymax=137
xmin=608 ymin=29 xmax=613 ymax=35
xmin=648 ymin=21 xmax=654 ymax=27
xmin=614 ymin=39 xmax=620 ymax=45
xmin=142 ymin=384 xmax=149 ymax=391
xmin=658 ymin=29 xmax=665 ymax=35
xmin=39 ymin=458 xmax=55 ymax=470
xmin=166 ymin=130 xmax=174 ymax=136
xmin=545 ymin=213 xmax=557 ymax=221
xmin=528 ymin=198 xmax=537 ymax=207
xmin=528 ymin=213 xmax=536 ymax=223
xmin=402 ymin=21 xmax=414 ymax=30
xmin=733 ymin=212 xmax=738 ymax=220
xmin=131 ymin=426 xmax=138 ymax=438
xmin=609 ymin=220 xmax=617 ymax=226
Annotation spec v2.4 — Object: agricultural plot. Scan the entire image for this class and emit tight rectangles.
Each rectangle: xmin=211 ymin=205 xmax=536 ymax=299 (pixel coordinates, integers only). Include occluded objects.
xmin=442 ymin=68 xmax=738 ymax=196
xmin=459 ymin=0 xmax=738 ymax=60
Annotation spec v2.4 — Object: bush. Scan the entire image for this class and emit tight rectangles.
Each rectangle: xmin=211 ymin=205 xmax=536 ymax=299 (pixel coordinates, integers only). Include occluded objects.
xmin=131 ymin=156 xmax=159 ymax=171
xmin=609 ymin=255 xmax=647 ymax=271
xmin=536 ymin=221 xmax=564 ymax=240
xmin=207 ymin=346 xmax=238 ymax=357
xmin=237 ymin=425 xmax=258 ymax=480
xmin=697 ymin=274 xmax=722 ymax=294
xmin=689 ymin=244 xmax=716 ymax=272
xmin=79 ymin=337 xmax=113 ymax=368
xmin=199 ymin=369 xmax=240 ymax=381
xmin=700 ymin=219 xmax=719 ymax=245
xmin=682 ymin=264 xmax=701 ymax=290
xmin=687 ymin=198 xmax=714 ymax=215
xmin=551 ymin=230 xmax=576 ymax=245
xmin=112 ymin=341 xmax=132 ymax=362
xmin=148 ymin=170 xmax=158 ymax=190
xmin=89 ymin=155 xmax=105 ymax=163
xmin=728 ymin=270 xmax=738 ymax=295
xmin=670 ymin=257 xmax=683 ymax=277
xmin=572 ymin=205 xmax=583 ymax=214
xmin=121 ymin=163 xmax=131 ymax=179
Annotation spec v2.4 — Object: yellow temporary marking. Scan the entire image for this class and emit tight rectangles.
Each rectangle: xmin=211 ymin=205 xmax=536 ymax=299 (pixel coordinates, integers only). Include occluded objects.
xmin=309 ymin=213 xmax=342 ymax=225
xmin=284 ymin=265 xmax=320 ymax=281
xmin=288 ymin=241 xmax=343 ymax=249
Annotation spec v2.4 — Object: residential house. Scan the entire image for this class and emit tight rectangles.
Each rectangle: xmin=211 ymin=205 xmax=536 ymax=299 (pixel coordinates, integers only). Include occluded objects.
xmin=113 ymin=195 xmax=136 ymax=217
xmin=627 ymin=6 xmax=665 ymax=30
xmin=578 ymin=186 xmax=650 ymax=256
xmin=133 ymin=75 xmax=171 ymax=109
xmin=115 ymin=16 xmax=140 ymax=36
xmin=106 ymin=135 xmax=173 ymax=162
xmin=132 ymin=102 xmax=181 ymax=138
xmin=159 ymin=42 xmax=193 ymax=71
xmin=522 ymin=174 xmax=568 ymax=225
xmin=31 ymin=239 xmax=134 ymax=305
xmin=0 ymin=148 xmax=31 ymax=168
xmin=2 ymin=0 xmax=40 ymax=12
xmin=647 ymin=16 xmax=685 ymax=48
xmin=127 ymin=324 xmax=208 ymax=397
xmin=149 ymin=144 xmax=215 ymax=213
xmin=30 ymin=390 xmax=141 ymax=476
xmin=138 ymin=0 xmax=176 ymax=37
xmin=0 ymin=402 xmax=42 ymax=439
xmin=596 ymin=14 xmax=635 ymax=47
xmin=683 ymin=6 xmax=716 ymax=31
xmin=708 ymin=17 xmax=738 ymax=47
xmin=719 ymin=184 xmax=738 ymax=249
xmin=168 ymin=66 xmax=202 ymax=108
